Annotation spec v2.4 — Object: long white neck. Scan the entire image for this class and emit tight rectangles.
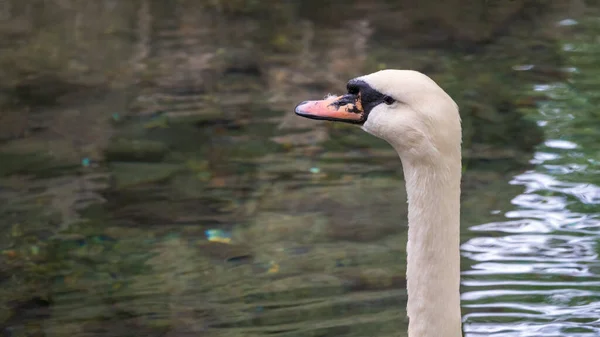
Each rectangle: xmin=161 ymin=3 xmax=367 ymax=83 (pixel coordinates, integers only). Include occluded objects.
xmin=402 ymin=156 xmax=463 ymax=337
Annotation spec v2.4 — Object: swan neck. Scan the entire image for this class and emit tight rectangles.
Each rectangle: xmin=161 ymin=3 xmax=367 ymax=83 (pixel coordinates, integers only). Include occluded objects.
xmin=402 ymin=158 xmax=463 ymax=337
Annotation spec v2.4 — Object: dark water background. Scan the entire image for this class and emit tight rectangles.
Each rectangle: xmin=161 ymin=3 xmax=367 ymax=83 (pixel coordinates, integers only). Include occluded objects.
xmin=0 ymin=1 xmax=599 ymax=336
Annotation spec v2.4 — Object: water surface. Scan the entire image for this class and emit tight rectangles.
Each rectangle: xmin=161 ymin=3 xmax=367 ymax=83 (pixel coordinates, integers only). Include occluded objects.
xmin=461 ymin=13 xmax=600 ymax=336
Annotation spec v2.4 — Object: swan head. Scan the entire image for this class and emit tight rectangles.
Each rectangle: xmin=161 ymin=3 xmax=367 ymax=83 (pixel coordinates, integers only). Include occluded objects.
xmin=295 ymin=69 xmax=461 ymax=163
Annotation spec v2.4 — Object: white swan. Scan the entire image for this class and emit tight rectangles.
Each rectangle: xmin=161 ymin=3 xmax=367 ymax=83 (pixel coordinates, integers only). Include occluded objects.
xmin=295 ymin=69 xmax=463 ymax=337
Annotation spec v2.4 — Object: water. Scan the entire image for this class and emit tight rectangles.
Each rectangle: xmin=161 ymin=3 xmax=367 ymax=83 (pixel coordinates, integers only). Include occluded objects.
xmin=0 ymin=1 xmax=599 ymax=337
xmin=462 ymin=15 xmax=600 ymax=336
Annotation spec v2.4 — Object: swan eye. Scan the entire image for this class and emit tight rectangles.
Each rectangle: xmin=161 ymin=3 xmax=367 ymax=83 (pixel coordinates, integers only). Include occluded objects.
xmin=347 ymin=87 xmax=359 ymax=95
xmin=383 ymin=95 xmax=395 ymax=105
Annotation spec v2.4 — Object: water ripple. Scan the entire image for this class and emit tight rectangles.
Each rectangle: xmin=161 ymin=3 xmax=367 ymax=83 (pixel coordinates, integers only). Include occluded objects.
xmin=463 ymin=148 xmax=600 ymax=334
xmin=463 ymin=61 xmax=600 ymax=336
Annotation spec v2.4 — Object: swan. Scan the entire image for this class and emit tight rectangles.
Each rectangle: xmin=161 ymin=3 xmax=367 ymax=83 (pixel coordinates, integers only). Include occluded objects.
xmin=295 ymin=69 xmax=463 ymax=337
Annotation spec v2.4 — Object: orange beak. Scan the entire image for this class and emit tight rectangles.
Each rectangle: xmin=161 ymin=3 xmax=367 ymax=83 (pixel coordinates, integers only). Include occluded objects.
xmin=295 ymin=94 xmax=365 ymax=124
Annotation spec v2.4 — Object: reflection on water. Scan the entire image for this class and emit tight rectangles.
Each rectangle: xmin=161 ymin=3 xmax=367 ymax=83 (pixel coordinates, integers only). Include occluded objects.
xmin=0 ymin=1 xmax=599 ymax=337
xmin=461 ymin=15 xmax=600 ymax=335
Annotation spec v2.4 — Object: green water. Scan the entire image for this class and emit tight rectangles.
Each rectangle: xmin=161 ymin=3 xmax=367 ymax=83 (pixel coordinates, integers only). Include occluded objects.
xmin=0 ymin=1 xmax=599 ymax=337
xmin=461 ymin=13 xmax=600 ymax=337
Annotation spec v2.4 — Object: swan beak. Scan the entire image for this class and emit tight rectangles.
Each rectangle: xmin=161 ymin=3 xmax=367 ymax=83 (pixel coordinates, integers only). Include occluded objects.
xmin=295 ymin=95 xmax=365 ymax=124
